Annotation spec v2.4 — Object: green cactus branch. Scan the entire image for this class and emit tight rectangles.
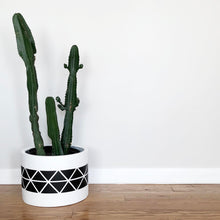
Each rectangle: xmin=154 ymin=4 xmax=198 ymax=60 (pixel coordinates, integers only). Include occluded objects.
xmin=58 ymin=45 xmax=83 ymax=154
xmin=45 ymin=97 xmax=63 ymax=155
xmin=56 ymin=96 xmax=66 ymax=111
xmin=12 ymin=13 xmax=45 ymax=155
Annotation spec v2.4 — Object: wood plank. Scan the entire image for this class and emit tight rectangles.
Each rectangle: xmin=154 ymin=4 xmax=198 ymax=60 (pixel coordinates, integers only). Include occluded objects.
xmin=1 ymin=184 xmax=220 ymax=219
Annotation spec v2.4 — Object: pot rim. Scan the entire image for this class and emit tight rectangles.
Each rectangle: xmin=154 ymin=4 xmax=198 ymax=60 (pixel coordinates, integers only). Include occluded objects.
xmin=22 ymin=146 xmax=88 ymax=158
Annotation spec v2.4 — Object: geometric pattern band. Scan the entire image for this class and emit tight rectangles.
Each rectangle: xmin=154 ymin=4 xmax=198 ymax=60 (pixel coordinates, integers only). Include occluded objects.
xmin=21 ymin=164 xmax=88 ymax=193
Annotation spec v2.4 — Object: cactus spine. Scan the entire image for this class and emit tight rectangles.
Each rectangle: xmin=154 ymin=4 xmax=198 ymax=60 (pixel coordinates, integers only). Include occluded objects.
xmin=12 ymin=13 xmax=45 ymax=155
xmin=45 ymin=97 xmax=63 ymax=155
xmin=56 ymin=45 xmax=83 ymax=154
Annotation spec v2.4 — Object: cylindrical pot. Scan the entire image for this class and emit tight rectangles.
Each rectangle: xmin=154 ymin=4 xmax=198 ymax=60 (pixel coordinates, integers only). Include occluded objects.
xmin=21 ymin=146 xmax=88 ymax=207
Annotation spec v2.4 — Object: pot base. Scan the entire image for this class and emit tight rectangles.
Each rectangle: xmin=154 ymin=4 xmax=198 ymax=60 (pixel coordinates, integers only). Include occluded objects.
xmin=22 ymin=186 xmax=88 ymax=207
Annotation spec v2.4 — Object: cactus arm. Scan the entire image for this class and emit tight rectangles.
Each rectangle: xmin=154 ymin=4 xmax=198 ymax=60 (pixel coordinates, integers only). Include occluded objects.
xmin=12 ymin=13 xmax=45 ymax=155
xmin=61 ymin=45 xmax=82 ymax=154
xmin=57 ymin=104 xmax=66 ymax=111
xmin=45 ymin=97 xmax=63 ymax=155
xmin=56 ymin=96 xmax=66 ymax=111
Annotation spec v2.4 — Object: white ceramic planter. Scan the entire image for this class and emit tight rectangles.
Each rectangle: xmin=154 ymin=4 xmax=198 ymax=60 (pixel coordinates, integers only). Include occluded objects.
xmin=21 ymin=146 xmax=88 ymax=207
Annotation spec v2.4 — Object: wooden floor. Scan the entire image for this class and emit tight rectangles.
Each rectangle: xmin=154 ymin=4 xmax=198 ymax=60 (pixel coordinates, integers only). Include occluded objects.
xmin=1 ymin=185 xmax=220 ymax=219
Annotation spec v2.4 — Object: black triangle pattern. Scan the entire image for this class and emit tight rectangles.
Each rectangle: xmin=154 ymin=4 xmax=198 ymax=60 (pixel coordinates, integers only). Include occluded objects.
xmin=26 ymin=182 xmax=37 ymax=193
xmin=85 ymin=174 xmax=88 ymax=183
xmin=85 ymin=165 xmax=88 ymax=175
xmin=79 ymin=165 xmax=87 ymax=175
xmin=32 ymin=181 xmax=47 ymax=192
xmin=41 ymin=171 xmax=56 ymax=180
xmin=71 ymin=169 xmax=82 ymax=179
xmin=70 ymin=178 xmax=83 ymax=189
xmin=22 ymin=169 xmax=29 ymax=179
xmin=61 ymin=169 xmax=75 ymax=179
xmin=79 ymin=178 xmax=87 ymax=189
xmin=21 ymin=164 xmax=88 ymax=193
xmin=62 ymin=183 xmax=74 ymax=192
xmin=22 ymin=178 xmax=29 ymax=189
xmin=32 ymin=172 xmax=46 ymax=181
xmin=51 ymin=171 xmax=66 ymax=181
xmin=51 ymin=181 xmax=67 ymax=192
xmin=41 ymin=183 xmax=57 ymax=193
xmin=26 ymin=169 xmax=37 ymax=178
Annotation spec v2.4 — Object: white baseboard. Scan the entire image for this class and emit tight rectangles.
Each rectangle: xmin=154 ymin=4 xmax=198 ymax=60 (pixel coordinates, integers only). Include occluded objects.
xmin=0 ymin=169 xmax=21 ymax=184
xmin=1 ymin=168 xmax=220 ymax=184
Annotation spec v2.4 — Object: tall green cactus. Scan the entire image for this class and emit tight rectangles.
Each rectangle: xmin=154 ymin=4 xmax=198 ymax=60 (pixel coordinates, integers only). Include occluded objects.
xmin=56 ymin=45 xmax=83 ymax=154
xmin=12 ymin=13 xmax=45 ymax=155
xmin=45 ymin=97 xmax=63 ymax=155
xmin=13 ymin=13 xmax=83 ymax=156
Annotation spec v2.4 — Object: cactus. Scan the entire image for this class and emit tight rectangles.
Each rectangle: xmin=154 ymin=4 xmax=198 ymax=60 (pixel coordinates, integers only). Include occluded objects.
xmin=12 ymin=13 xmax=83 ymax=155
xmin=12 ymin=13 xmax=45 ymax=155
xmin=56 ymin=45 xmax=83 ymax=154
xmin=45 ymin=97 xmax=63 ymax=155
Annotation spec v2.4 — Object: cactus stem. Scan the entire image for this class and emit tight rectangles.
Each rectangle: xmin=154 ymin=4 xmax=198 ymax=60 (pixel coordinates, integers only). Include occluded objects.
xmin=45 ymin=97 xmax=63 ymax=155
xmin=13 ymin=13 xmax=45 ymax=155
xmin=58 ymin=45 xmax=82 ymax=154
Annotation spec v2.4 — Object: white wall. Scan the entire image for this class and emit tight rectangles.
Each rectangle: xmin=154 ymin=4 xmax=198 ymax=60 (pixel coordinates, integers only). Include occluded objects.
xmin=1 ymin=0 xmax=220 ymax=175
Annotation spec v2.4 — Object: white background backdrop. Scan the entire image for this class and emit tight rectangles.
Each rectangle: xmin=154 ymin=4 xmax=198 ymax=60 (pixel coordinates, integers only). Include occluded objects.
xmin=1 ymin=0 xmax=220 ymax=182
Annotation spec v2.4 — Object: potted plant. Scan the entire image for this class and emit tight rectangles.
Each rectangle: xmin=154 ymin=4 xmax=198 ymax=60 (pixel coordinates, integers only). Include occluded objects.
xmin=12 ymin=13 xmax=88 ymax=207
